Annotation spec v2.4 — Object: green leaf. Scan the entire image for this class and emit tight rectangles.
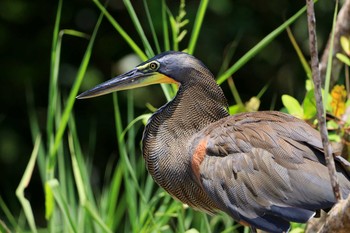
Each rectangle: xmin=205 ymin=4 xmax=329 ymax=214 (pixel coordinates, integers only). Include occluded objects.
xmin=328 ymin=133 xmax=341 ymax=142
xmin=303 ymin=90 xmax=317 ymax=119
xmin=281 ymin=95 xmax=303 ymax=118
xmin=44 ymin=182 xmax=54 ymax=220
xmin=322 ymin=89 xmax=333 ymax=113
xmin=121 ymin=113 xmax=152 ymax=139
xmin=47 ymin=179 xmax=77 ymax=233
xmin=16 ymin=135 xmax=41 ymax=232
xmin=185 ymin=229 xmax=200 ymax=233
xmin=336 ymin=53 xmax=350 ymax=66
xmin=327 ymin=120 xmax=339 ymax=130
xmin=345 ymin=100 xmax=350 ymax=124
xmin=245 ymin=97 xmax=260 ymax=112
xmin=305 ymin=79 xmax=313 ymax=91
xmin=228 ymin=104 xmax=245 ymax=115
xmin=340 ymin=35 xmax=350 ymax=56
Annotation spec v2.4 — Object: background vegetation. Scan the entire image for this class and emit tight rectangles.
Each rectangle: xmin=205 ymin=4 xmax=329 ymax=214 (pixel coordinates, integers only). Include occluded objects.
xmin=0 ymin=0 xmax=348 ymax=232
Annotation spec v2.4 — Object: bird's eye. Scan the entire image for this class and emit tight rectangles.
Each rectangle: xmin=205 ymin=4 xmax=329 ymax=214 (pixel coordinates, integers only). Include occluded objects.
xmin=149 ymin=62 xmax=159 ymax=70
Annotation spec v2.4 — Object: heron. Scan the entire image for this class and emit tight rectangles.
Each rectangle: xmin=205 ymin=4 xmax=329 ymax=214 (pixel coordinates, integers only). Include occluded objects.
xmin=77 ymin=51 xmax=350 ymax=233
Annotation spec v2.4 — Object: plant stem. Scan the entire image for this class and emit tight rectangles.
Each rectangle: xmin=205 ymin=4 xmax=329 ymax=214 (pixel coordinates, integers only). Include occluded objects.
xmin=306 ymin=0 xmax=342 ymax=201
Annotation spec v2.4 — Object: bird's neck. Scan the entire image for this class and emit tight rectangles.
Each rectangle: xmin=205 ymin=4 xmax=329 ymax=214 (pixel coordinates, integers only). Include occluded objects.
xmin=142 ymin=75 xmax=229 ymax=200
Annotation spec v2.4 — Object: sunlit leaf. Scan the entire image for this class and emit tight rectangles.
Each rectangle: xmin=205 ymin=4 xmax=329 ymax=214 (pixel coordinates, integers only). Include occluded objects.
xmin=327 ymin=120 xmax=339 ymax=130
xmin=228 ymin=104 xmax=245 ymax=115
xmin=303 ymin=90 xmax=317 ymax=119
xmin=281 ymin=95 xmax=304 ymax=118
xmin=328 ymin=133 xmax=341 ymax=142
xmin=245 ymin=97 xmax=260 ymax=112
xmin=44 ymin=182 xmax=54 ymax=220
xmin=336 ymin=53 xmax=350 ymax=66
xmin=340 ymin=35 xmax=350 ymax=56
xmin=305 ymin=79 xmax=313 ymax=92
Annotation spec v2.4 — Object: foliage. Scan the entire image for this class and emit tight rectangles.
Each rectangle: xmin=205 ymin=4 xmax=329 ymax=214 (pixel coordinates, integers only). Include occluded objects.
xmin=0 ymin=0 xmax=342 ymax=232
xmin=336 ymin=36 xmax=350 ymax=66
xmin=282 ymin=30 xmax=350 ymax=147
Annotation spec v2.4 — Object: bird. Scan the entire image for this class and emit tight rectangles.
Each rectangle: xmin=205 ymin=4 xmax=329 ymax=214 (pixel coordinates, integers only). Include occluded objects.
xmin=77 ymin=51 xmax=350 ymax=233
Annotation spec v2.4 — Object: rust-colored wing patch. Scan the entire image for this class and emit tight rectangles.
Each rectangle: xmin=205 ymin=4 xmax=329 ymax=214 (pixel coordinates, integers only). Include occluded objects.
xmin=191 ymin=138 xmax=208 ymax=185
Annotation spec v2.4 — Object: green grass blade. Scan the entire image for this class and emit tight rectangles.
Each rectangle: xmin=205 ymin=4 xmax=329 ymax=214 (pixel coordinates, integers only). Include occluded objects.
xmin=55 ymin=94 xmax=71 ymax=216
xmin=160 ymin=84 xmax=175 ymax=102
xmin=113 ymin=93 xmax=163 ymax=231
xmin=15 ymin=135 xmax=41 ymax=233
xmin=112 ymin=93 xmax=140 ymax=231
xmin=324 ymin=0 xmax=339 ymax=113
xmin=84 ymin=202 xmax=113 ymax=233
xmin=0 ymin=219 xmax=11 ymax=233
xmin=68 ymin=132 xmax=87 ymax=205
xmin=47 ymin=0 xmax=62 ymax=145
xmin=286 ymin=27 xmax=312 ymax=79
xmin=44 ymin=12 xmax=104 ymax=223
xmin=0 ymin=196 xmax=20 ymax=231
xmin=47 ymin=29 xmax=89 ymax=146
xmin=162 ymin=0 xmax=170 ymax=51
xmin=143 ymin=0 xmax=161 ymax=54
xmin=200 ymin=213 xmax=211 ymax=233
xmin=217 ymin=40 xmax=239 ymax=77
xmin=167 ymin=9 xmax=178 ymax=51
xmin=26 ymin=86 xmax=46 ymax=182
xmin=217 ymin=4 xmax=309 ymax=85
xmin=112 ymin=93 xmax=140 ymax=189
xmin=121 ymin=113 xmax=151 ymax=139
xmin=123 ymin=0 xmax=154 ymax=57
xmin=47 ymin=12 xmax=104 ymax=179
xmin=256 ymin=81 xmax=271 ymax=99
xmin=104 ymin=163 xmax=124 ymax=230
xmin=227 ymin=77 xmax=243 ymax=106
xmin=176 ymin=207 xmax=186 ymax=232
xmin=127 ymin=91 xmax=136 ymax=166
xmin=68 ymin=115 xmax=96 ymax=205
xmin=47 ymin=179 xmax=77 ymax=233
xmin=187 ymin=0 xmax=209 ymax=54
xmin=92 ymin=0 xmax=148 ymax=61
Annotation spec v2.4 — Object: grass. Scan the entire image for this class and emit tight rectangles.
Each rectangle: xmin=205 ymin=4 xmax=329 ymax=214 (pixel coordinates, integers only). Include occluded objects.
xmin=0 ymin=0 xmax=335 ymax=232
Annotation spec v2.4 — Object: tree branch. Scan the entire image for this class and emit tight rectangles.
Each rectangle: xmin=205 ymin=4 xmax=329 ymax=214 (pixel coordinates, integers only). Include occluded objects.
xmin=306 ymin=0 xmax=342 ymax=201
xmin=319 ymin=194 xmax=350 ymax=233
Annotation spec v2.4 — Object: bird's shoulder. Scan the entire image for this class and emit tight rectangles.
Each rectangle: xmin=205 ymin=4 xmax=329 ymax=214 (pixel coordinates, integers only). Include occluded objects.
xmin=192 ymin=111 xmax=323 ymax=161
xmin=188 ymin=111 xmax=325 ymax=194
xmin=187 ymin=111 xmax=327 ymax=231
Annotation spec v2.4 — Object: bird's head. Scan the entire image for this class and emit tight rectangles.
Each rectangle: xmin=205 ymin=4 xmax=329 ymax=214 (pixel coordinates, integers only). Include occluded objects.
xmin=77 ymin=51 xmax=213 ymax=99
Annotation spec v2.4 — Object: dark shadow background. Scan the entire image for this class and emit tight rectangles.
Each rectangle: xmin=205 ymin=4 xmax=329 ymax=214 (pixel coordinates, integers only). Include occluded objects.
xmin=0 ymin=0 xmax=335 ymax=227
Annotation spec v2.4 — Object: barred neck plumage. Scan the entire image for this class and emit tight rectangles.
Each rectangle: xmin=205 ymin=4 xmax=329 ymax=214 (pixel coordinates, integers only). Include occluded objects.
xmin=141 ymin=70 xmax=228 ymax=210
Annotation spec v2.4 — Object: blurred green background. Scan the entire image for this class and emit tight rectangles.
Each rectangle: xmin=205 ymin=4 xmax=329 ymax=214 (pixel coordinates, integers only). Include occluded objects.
xmin=0 ymin=0 xmax=336 ymax=229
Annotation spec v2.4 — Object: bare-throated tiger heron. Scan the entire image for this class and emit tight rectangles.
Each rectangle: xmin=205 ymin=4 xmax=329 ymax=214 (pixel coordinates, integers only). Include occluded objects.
xmin=77 ymin=51 xmax=350 ymax=233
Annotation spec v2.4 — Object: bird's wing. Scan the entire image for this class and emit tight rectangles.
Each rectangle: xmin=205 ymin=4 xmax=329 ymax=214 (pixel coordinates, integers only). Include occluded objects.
xmin=190 ymin=111 xmax=341 ymax=233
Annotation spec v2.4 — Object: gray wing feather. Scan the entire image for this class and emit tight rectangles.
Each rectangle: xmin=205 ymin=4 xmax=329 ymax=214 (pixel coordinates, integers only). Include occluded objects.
xmin=194 ymin=111 xmax=350 ymax=232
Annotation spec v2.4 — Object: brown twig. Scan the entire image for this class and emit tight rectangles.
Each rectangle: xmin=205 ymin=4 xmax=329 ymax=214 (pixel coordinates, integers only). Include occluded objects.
xmin=306 ymin=0 xmax=342 ymax=201
xmin=318 ymin=194 xmax=350 ymax=233
xmin=320 ymin=0 xmax=350 ymax=87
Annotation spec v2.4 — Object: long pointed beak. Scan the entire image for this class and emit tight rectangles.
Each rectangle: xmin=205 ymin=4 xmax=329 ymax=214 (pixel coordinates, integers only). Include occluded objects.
xmin=77 ymin=68 xmax=176 ymax=99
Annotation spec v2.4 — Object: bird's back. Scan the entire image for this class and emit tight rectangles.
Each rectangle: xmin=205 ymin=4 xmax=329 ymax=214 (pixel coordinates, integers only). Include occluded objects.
xmin=190 ymin=111 xmax=350 ymax=233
